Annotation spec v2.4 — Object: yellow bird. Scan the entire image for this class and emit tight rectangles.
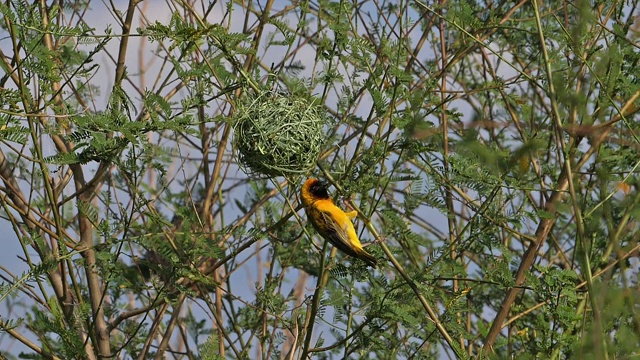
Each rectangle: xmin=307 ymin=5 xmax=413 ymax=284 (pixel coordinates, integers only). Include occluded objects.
xmin=300 ymin=178 xmax=377 ymax=267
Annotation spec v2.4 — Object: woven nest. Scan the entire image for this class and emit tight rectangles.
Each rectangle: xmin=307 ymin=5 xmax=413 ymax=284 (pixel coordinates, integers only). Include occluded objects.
xmin=233 ymin=93 xmax=328 ymax=178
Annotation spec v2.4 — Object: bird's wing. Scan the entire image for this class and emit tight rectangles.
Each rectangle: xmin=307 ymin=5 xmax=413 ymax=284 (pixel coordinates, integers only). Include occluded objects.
xmin=316 ymin=207 xmax=362 ymax=256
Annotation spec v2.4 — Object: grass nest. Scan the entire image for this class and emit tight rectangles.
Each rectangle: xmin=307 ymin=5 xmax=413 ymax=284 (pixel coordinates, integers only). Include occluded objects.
xmin=233 ymin=92 xmax=328 ymax=178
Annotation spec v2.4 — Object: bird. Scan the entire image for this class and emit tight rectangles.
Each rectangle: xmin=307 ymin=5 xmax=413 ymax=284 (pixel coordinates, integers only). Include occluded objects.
xmin=300 ymin=178 xmax=377 ymax=267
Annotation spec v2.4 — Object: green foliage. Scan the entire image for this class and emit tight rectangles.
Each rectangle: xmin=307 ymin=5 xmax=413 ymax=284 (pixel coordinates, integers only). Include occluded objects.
xmin=0 ymin=0 xmax=639 ymax=359
xmin=198 ymin=334 xmax=224 ymax=360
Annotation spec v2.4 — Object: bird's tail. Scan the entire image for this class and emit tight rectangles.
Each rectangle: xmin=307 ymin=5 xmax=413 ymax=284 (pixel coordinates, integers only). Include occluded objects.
xmin=356 ymin=249 xmax=378 ymax=268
